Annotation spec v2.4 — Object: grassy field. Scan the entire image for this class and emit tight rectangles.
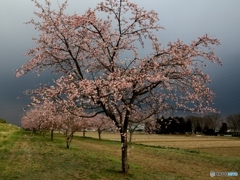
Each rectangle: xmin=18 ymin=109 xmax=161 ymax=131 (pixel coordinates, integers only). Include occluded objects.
xmin=80 ymin=131 xmax=240 ymax=157
xmin=1 ymin=125 xmax=240 ymax=180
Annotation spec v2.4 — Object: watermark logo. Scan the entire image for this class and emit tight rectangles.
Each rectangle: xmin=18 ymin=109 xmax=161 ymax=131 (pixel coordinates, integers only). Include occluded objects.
xmin=210 ymin=171 xmax=215 ymax=177
xmin=210 ymin=171 xmax=238 ymax=177
xmin=228 ymin=172 xmax=238 ymax=176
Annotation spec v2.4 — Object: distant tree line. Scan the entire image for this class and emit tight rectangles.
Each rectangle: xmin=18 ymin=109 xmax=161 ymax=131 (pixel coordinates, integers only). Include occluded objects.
xmin=154 ymin=117 xmax=192 ymax=134
xmin=21 ymin=110 xmax=240 ymax=143
xmin=144 ymin=113 xmax=240 ymax=136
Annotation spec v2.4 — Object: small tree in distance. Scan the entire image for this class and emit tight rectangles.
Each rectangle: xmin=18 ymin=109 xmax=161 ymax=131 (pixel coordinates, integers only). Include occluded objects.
xmin=203 ymin=113 xmax=222 ymax=132
xmin=16 ymin=0 xmax=221 ymax=174
xmin=60 ymin=114 xmax=84 ymax=149
xmin=226 ymin=114 xmax=240 ymax=134
xmin=128 ymin=108 xmax=160 ymax=143
xmin=88 ymin=114 xmax=115 ymax=140
xmin=21 ymin=103 xmax=53 ymax=136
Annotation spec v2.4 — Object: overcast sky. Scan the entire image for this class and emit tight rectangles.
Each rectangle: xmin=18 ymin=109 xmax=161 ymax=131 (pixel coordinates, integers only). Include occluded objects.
xmin=0 ymin=0 xmax=240 ymax=125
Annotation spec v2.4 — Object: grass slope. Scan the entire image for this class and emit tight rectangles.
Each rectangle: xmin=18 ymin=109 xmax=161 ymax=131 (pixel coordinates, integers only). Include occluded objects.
xmin=0 ymin=123 xmax=20 ymax=146
xmin=0 ymin=125 xmax=239 ymax=180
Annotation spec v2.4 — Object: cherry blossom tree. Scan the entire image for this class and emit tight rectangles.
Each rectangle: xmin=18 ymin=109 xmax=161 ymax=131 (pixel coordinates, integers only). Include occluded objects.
xmin=16 ymin=0 xmax=221 ymax=174
xmin=128 ymin=109 xmax=159 ymax=143
xmin=59 ymin=113 xmax=84 ymax=149
xmin=144 ymin=116 xmax=159 ymax=134
xmin=128 ymin=119 xmax=144 ymax=143
xmin=26 ymin=84 xmax=88 ymax=147
xmin=88 ymin=114 xmax=115 ymax=140
xmin=21 ymin=110 xmax=38 ymax=134
xmin=21 ymin=103 xmax=54 ymax=136
xmin=22 ymin=86 xmax=63 ymax=140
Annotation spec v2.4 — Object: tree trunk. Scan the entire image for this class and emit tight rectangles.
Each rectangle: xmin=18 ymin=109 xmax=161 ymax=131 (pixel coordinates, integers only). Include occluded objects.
xmin=42 ymin=131 xmax=45 ymax=137
xmin=66 ymin=137 xmax=70 ymax=149
xmin=50 ymin=129 xmax=54 ymax=141
xmin=129 ymin=130 xmax=133 ymax=144
xmin=121 ymin=130 xmax=129 ymax=174
xmin=98 ymin=129 xmax=102 ymax=140
xmin=83 ymin=128 xmax=86 ymax=137
xmin=66 ymin=132 xmax=74 ymax=149
xmin=69 ymin=133 xmax=73 ymax=144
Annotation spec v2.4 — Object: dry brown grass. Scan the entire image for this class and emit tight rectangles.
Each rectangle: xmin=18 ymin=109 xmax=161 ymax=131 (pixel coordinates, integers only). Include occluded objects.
xmin=73 ymin=133 xmax=240 ymax=180
xmin=79 ymin=131 xmax=240 ymax=157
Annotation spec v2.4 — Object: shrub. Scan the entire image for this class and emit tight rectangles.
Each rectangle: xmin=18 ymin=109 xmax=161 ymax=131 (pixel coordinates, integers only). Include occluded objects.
xmin=0 ymin=119 xmax=7 ymax=123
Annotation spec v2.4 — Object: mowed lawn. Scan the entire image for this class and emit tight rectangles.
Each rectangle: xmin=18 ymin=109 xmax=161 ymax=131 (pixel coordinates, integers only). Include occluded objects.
xmin=1 ymin=125 xmax=240 ymax=180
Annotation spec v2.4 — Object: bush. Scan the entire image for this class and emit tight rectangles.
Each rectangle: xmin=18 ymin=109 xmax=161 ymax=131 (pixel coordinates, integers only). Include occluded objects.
xmin=0 ymin=119 xmax=7 ymax=123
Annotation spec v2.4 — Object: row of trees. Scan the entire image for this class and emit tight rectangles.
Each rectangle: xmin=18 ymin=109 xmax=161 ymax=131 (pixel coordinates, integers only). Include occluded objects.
xmin=21 ymin=102 xmax=115 ymax=148
xmin=145 ymin=114 xmax=240 ymax=135
xmin=22 ymin=111 xmax=240 ymax=147
xmin=187 ymin=114 xmax=240 ymax=135
xmin=16 ymin=0 xmax=221 ymax=174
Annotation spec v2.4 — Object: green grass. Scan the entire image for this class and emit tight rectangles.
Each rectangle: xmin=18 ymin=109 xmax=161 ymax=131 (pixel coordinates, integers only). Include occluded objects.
xmin=0 ymin=125 xmax=240 ymax=180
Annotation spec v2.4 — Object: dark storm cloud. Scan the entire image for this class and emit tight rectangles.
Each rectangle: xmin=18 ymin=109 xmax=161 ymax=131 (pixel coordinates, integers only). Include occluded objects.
xmin=0 ymin=71 xmax=56 ymax=125
xmin=0 ymin=0 xmax=240 ymax=125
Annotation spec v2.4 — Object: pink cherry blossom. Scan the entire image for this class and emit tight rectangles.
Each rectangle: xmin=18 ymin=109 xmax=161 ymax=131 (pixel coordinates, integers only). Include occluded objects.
xmin=16 ymin=0 xmax=221 ymax=174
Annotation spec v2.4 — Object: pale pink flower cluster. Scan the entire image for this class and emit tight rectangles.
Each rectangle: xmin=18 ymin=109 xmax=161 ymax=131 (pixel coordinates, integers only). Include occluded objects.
xmin=17 ymin=0 xmax=221 ymax=144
